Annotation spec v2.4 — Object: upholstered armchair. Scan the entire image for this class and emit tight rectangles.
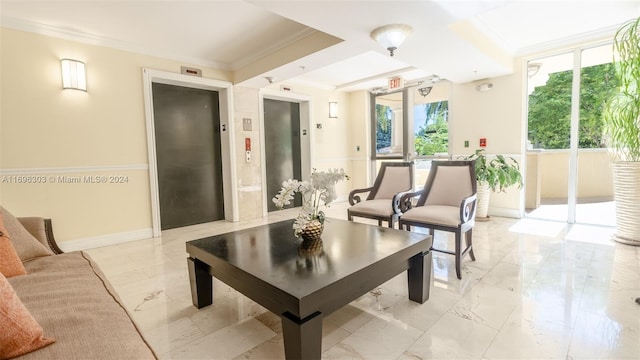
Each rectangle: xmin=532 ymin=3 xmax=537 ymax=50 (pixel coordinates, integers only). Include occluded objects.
xmin=347 ymin=162 xmax=413 ymax=228
xmin=398 ymin=160 xmax=477 ymax=279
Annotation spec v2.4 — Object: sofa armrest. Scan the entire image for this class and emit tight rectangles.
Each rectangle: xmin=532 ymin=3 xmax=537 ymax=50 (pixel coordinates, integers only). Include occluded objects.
xmin=17 ymin=217 xmax=64 ymax=254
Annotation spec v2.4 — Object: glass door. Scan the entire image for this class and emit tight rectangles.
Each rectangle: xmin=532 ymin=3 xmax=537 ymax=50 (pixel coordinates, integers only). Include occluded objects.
xmin=526 ymin=43 xmax=616 ymax=227
xmin=526 ymin=53 xmax=573 ymax=222
xmin=575 ymin=45 xmax=616 ymax=226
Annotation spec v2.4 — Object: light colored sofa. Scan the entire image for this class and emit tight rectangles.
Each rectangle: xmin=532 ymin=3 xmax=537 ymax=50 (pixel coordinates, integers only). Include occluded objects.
xmin=6 ymin=215 xmax=156 ymax=359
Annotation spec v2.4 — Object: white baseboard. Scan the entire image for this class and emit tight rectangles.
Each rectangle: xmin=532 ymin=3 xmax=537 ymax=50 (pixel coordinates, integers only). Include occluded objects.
xmin=59 ymin=228 xmax=153 ymax=252
xmin=488 ymin=207 xmax=523 ymax=219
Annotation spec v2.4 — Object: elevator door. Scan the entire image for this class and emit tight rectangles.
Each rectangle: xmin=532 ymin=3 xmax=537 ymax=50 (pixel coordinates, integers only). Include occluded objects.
xmin=264 ymin=99 xmax=302 ymax=212
xmin=152 ymin=83 xmax=224 ymax=230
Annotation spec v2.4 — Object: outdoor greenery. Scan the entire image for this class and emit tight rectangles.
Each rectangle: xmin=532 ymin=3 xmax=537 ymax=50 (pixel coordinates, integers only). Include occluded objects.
xmin=375 ymin=104 xmax=392 ymax=152
xmin=415 ymin=101 xmax=449 ymax=156
xmin=528 ymin=63 xmax=619 ymax=149
xmin=603 ymin=17 xmax=640 ymax=162
xmin=464 ymin=149 xmax=523 ymax=193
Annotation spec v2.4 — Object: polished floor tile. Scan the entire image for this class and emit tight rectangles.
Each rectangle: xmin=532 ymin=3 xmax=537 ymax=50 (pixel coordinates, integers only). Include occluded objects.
xmin=85 ymin=202 xmax=640 ymax=359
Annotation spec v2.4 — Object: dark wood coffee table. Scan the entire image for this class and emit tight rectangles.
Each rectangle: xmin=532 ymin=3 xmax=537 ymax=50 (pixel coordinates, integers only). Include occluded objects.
xmin=186 ymin=218 xmax=432 ymax=360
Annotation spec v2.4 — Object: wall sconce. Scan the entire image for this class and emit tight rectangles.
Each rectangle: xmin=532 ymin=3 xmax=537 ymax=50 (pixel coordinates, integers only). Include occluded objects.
xmin=418 ymin=87 xmax=432 ymax=97
xmin=329 ymin=102 xmax=338 ymax=118
xmin=370 ymin=24 xmax=412 ymax=57
xmin=61 ymin=59 xmax=87 ymax=91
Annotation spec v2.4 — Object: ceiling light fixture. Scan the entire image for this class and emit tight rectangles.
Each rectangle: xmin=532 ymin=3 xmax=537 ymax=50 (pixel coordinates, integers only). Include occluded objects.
xmin=370 ymin=24 xmax=412 ymax=57
xmin=418 ymin=87 xmax=432 ymax=97
xmin=476 ymin=82 xmax=494 ymax=92
xmin=527 ymin=62 xmax=542 ymax=78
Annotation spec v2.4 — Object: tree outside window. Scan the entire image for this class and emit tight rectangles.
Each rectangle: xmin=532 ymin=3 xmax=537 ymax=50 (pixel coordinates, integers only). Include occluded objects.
xmin=528 ymin=63 xmax=618 ymax=149
xmin=414 ymin=101 xmax=448 ymax=156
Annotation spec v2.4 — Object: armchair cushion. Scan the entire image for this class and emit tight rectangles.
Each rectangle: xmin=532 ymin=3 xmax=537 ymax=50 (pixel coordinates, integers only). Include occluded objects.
xmin=424 ymin=166 xmax=474 ymax=207
xmin=401 ymin=205 xmax=462 ymax=227
xmin=348 ymin=199 xmax=395 ymax=217
xmin=375 ymin=166 xmax=412 ymax=199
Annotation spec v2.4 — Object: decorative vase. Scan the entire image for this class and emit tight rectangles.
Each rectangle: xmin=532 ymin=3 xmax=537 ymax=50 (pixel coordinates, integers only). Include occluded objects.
xmin=300 ymin=219 xmax=323 ymax=242
xmin=298 ymin=237 xmax=324 ymax=257
xmin=612 ymin=161 xmax=640 ymax=246
xmin=475 ymin=183 xmax=490 ymax=221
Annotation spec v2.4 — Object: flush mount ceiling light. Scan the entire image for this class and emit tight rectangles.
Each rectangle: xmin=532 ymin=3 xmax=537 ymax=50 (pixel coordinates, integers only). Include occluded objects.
xmin=370 ymin=24 xmax=413 ymax=57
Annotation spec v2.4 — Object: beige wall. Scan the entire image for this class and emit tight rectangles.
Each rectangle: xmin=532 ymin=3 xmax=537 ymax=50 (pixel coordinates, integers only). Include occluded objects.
xmin=449 ymin=59 xmax=526 ymax=217
xmin=233 ymin=86 xmax=263 ymax=221
xmin=0 ymin=28 xmax=361 ymax=244
xmin=527 ymin=149 xmax=614 ymax=203
xmin=0 ymin=28 xmax=230 ymax=243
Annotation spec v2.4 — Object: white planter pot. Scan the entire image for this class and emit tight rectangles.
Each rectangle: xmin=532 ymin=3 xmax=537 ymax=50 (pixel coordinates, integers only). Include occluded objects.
xmin=612 ymin=161 xmax=640 ymax=246
xmin=475 ymin=183 xmax=490 ymax=220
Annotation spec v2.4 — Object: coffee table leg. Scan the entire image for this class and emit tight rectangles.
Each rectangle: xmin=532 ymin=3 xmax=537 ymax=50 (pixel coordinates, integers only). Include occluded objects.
xmin=407 ymin=250 xmax=431 ymax=303
xmin=281 ymin=311 xmax=322 ymax=360
xmin=187 ymin=257 xmax=212 ymax=308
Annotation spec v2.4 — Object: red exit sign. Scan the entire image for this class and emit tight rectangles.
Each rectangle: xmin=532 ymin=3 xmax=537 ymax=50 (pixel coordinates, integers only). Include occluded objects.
xmin=388 ymin=77 xmax=404 ymax=90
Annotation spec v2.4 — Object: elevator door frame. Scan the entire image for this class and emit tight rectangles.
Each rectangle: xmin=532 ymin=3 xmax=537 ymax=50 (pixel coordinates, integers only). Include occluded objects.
xmin=259 ymin=89 xmax=313 ymax=217
xmin=143 ymin=68 xmax=238 ymax=237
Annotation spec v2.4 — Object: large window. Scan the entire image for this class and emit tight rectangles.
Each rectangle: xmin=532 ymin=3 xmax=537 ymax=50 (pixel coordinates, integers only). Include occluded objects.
xmin=414 ymin=101 xmax=449 ymax=156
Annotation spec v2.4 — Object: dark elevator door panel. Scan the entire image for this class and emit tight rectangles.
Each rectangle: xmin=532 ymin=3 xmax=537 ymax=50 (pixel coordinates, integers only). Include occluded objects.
xmin=264 ymin=99 xmax=302 ymax=212
xmin=152 ymin=83 xmax=224 ymax=230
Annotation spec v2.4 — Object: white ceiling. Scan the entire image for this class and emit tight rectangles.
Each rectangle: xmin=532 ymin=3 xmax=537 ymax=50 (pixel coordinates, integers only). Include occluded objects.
xmin=1 ymin=0 xmax=638 ymax=92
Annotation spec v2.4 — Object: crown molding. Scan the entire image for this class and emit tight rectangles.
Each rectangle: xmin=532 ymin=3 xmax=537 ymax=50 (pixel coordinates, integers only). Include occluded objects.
xmin=229 ymin=27 xmax=318 ymax=71
xmin=1 ymin=16 xmax=319 ymax=75
xmin=514 ymin=24 xmax=618 ymax=57
xmin=0 ymin=16 xmax=231 ymax=70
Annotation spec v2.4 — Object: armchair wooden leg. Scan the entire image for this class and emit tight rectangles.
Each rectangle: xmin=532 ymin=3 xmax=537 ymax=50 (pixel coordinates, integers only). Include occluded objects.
xmin=466 ymin=230 xmax=476 ymax=261
xmin=454 ymin=231 xmax=462 ymax=280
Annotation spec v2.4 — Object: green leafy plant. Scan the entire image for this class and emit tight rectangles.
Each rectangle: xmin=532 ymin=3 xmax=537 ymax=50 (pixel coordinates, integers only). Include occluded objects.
xmin=464 ymin=149 xmax=523 ymax=192
xmin=603 ymin=17 xmax=640 ymax=162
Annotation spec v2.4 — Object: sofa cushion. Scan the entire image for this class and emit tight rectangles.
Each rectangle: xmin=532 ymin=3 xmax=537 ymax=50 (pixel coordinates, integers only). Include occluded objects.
xmin=8 ymin=251 xmax=156 ymax=359
xmin=0 ymin=207 xmax=52 ymax=262
xmin=0 ymin=272 xmax=55 ymax=359
xmin=0 ymin=212 xmax=27 ymax=277
xmin=0 ymin=231 xmax=26 ymax=277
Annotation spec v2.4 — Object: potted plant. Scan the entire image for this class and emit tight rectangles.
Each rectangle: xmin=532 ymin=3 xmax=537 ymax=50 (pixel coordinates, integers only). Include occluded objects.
xmin=603 ymin=17 xmax=640 ymax=246
xmin=272 ymin=168 xmax=349 ymax=240
xmin=463 ymin=149 xmax=523 ymax=220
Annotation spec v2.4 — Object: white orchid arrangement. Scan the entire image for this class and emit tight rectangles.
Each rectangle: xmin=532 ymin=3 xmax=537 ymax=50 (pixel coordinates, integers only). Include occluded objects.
xmin=273 ymin=168 xmax=349 ymax=236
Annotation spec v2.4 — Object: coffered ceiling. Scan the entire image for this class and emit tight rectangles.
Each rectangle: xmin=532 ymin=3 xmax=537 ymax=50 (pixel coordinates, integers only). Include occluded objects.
xmin=1 ymin=0 xmax=638 ymax=91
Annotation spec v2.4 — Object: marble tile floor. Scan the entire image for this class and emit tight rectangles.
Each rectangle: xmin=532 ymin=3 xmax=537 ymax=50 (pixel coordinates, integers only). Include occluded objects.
xmin=85 ymin=202 xmax=640 ymax=359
